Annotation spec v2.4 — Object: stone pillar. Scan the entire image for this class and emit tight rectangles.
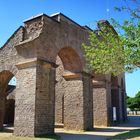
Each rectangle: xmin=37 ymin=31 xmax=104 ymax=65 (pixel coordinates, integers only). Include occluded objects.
xmin=35 ymin=60 xmax=56 ymax=136
xmin=63 ymin=72 xmax=93 ymax=131
xmin=14 ymin=59 xmax=56 ymax=137
xmin=93 ymin=80 xmax=111 ymax=126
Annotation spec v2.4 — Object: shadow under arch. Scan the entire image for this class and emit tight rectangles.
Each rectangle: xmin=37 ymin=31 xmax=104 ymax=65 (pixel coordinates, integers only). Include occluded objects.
xmin=0 ymin=70 xmax=16 ymax=132
xmin=57 ymin=47 xmax=83 ymax=73
xmin=111 ymin=75 xmax=120 ymax=124
xmin=111 ymin=75 xmax=118 ymax=87
xmin=121 ymin=78 xmax=127 ymax=121
xmin=54 ymin=47 xmax=93 ymax=131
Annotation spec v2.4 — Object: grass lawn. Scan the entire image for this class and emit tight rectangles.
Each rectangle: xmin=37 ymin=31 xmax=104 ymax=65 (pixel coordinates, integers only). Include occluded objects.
xmin=107 ymin=129 xmax=140 ymax=140
xmin=0 ymin=134 xmax=61 ymax=140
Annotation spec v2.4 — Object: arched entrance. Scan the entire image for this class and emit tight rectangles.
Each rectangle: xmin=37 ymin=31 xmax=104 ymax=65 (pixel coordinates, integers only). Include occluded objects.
xmin=55 ymin=47 xmax=93 ymax=130
xmin=0 ymin=71 xmax=16 ymax=132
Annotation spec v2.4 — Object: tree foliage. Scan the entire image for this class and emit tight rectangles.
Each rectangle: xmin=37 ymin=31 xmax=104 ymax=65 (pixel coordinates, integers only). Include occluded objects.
xmin=82 ymin=0 xmax=140 ymax=75
xmin=127 ymin=91 xmax=140 ymax=112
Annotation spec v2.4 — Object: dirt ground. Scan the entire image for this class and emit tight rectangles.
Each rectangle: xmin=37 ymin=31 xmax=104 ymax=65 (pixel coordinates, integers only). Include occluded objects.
xmin=0 ymin=116 xmax=140 ymax=140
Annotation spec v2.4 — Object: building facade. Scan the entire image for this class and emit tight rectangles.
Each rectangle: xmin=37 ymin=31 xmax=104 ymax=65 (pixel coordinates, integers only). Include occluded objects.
xmin=0 ymin=13 xmax=127 ymax=137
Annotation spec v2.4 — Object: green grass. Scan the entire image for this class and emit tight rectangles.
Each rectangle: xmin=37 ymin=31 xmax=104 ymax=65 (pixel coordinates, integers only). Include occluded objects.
xmin=0 ymin=134 xmax=61 ymax=140
xmin=106 ymin=129 xmax=140 ymax=140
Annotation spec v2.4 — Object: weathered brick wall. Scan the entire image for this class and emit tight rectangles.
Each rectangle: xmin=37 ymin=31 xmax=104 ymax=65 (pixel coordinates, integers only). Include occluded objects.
xmin=35 ymin=60 xmax=55 ymax=136
xmin=14 ymin=66 xmax=36 ymax=136
xmin=64 ymin=79 xmax=84 ymax=130
xmin=93 ymin=87 xmax=109 ymax=126
xmin=83 ymin=74 xmax=93 ymax=130
xmin=0 ymin=27 xmax=24 ymax=73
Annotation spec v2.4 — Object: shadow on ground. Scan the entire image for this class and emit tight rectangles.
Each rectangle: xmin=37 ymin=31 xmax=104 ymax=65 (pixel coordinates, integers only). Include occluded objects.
xmin=118 ymin=116 xmax=140 ymax=127
xmin=1 ymin=116 xmax=140 ymax=140
xmin=56 ymin=116 xmax=140 ymax=140
xmin=56 ymin=132 xmax=110 ymax=140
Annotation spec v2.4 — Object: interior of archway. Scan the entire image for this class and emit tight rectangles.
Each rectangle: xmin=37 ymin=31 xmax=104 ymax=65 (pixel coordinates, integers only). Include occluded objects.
xmin=58 ymin=47 xmax=83 ymax=73
xmin=55 ymin=47 xmax=83 ymax=130
xmin=0 ymin=71 xmax=16 ymax=132
xmin=55 ymin=56 xmax=65 ymax=127
xmin=111 ymin=75 xmax=120 ymax=123
xmin=121 ymin=78 xmax=126 ymax=121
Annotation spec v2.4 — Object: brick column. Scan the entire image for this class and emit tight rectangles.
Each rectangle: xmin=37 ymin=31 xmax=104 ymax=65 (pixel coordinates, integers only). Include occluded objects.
xmin=93 ymin=80 xmax=112 ymax=126
xmin=14 ymin=59 xmax=56 ymax=137
xmin=63 ymin=72 xmax=93 ymax=131
xmin=35 ymin=60 xmax=56 ymax=136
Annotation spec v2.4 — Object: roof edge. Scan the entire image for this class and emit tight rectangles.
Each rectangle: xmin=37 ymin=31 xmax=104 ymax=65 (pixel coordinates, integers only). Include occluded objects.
xmin=0 ymin=26 xmax=24 ymax=51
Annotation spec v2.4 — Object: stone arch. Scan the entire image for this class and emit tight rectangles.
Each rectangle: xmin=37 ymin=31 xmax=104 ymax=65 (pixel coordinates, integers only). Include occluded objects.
xmin=57 ymin=47 xmax=83 ymax=73
xmin=0 ymin=70 xmax=15 ymax=95
xmin=0 ymin=64 xmax=18 ymax=78
xmin=0 ymin=70 xmax=16 ymax=131
xmin=55 ymin=47 xmax=93 ymax=130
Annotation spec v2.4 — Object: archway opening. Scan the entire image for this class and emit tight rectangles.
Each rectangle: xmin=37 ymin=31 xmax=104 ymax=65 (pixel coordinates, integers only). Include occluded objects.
xmin=55 ymin=47 xmax=83 ymax=130
xmin=111 ymin=75 xmax=120 ymax=123
xmin=121 ymin=78 xmax=126 ymax=121
xmin=0 ymin=71 xmax=16 ymax=133
xmin=58 ymin=47 xmax=83 ymax=73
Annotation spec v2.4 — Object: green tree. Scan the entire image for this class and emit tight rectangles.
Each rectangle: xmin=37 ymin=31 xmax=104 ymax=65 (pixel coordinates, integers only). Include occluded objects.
xmin=127 ymin=96 xmax=135 ymax=110
xmin=127 ymin=91 xmax=140 ymax=115
xmin=134 ymin=91 xmax=140 ymax=113
xmin=83 ymin=21 xmax=125 ymax=75
xmin=82 ymin=0 xmax=140 ymax=75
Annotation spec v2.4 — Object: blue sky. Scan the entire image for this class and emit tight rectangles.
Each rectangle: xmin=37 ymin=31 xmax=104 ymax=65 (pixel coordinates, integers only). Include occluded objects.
xmin=1 ymin=0 xmax=139 ymax=97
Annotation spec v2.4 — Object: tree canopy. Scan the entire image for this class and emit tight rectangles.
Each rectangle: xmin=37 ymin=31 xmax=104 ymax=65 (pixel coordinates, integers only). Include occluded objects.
xmin=127 ymin=91 xmax=140 ymax=112
xmin=82 ymin=0 xmax=140 ymax=75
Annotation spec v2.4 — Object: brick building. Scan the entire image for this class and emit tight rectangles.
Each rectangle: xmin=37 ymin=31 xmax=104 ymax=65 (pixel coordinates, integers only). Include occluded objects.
xmin=0 ymin=13 xmax=127 ymax=137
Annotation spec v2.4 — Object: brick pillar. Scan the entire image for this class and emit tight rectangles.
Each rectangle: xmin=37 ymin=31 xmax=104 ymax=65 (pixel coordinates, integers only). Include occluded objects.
xmin=63 ymin=72 xmax=93 ymax=131
xmin=93 ymin=80 xmax=112 ymax=126
xmin=14 ymin=59 xmax=56 ymax=137
xmin=35 ymin=60 xmax=56 ymax=136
